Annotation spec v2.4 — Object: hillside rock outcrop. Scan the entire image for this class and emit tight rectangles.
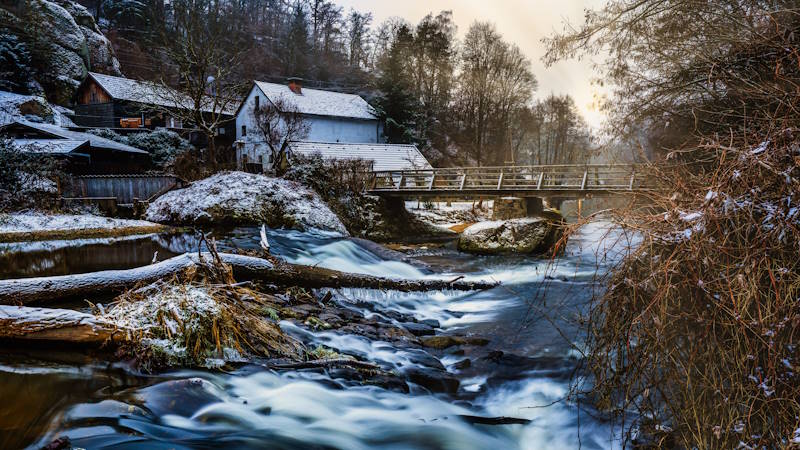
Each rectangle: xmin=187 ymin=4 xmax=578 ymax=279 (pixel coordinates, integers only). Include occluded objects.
xmin=1 ymin=0 xmax=121 ymax=104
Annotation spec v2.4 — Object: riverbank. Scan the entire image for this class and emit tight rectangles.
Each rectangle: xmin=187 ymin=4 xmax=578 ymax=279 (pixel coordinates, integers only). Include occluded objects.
xmin=0 ymin=212 xmax=169 ymax=243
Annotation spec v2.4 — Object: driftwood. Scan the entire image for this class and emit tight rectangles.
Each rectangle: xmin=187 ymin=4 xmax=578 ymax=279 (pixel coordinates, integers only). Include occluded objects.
xmin=0 ymin=305 xmax=125 ymax=345
xmin=0 ymin=253 xmax=499 ymax=305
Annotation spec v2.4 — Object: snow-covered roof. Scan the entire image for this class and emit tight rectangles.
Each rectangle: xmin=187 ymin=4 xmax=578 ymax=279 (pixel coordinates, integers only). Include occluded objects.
xmin=253 ymin=81 xmax=377 ymax=120
xmin=288 ymin=141 xmax=432 ymax=171
xmin=1 ymin=121 xmax=149 ymax=155
xmin=12 ymin=139 xmax=89 ymax=154
xmin=87 ymin=72 xmax=236 ymax=115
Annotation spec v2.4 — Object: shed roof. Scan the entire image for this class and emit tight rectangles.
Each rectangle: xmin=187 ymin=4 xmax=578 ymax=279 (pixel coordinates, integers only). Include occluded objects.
xmin=288 ymin=141 xmax=432 ymax=172
xmin=1 ymin=121 xmax=149 ymax=155
xmin=253 ymin=81 xmax=377 ymax=120
xmin=87 ymin=72 xmax=236 ymax=115
xmin=12 ymin=139 xmax=90 ymax=154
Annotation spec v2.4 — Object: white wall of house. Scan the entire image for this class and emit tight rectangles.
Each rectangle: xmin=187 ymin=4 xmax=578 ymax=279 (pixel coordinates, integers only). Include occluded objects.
xmin=235 ymin=84 xmax=380 ymax=167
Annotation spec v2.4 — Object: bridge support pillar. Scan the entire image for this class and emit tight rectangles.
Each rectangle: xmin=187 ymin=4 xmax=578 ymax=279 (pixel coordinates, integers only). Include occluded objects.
xmin=524 ymin=197 xmax=543 ymax=216
xmin=545 ymin=197 xmax=563 ymax=211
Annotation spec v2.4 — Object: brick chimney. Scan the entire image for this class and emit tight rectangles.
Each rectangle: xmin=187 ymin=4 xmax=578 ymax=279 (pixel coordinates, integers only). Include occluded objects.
xmin=287 ymin=77 xmax=302 ymax=94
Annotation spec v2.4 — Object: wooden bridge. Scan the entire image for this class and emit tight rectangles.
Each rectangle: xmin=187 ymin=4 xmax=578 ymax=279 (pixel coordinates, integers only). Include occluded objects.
xmin=367 ymin=164 xmax=650 ymax=199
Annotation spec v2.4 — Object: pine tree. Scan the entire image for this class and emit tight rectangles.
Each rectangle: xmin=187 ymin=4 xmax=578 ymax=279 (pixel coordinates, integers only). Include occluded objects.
xmin=373 ymin=25 xmax=419 ymax=144
xmin=0 ymin=30 xmax=34 ymax=94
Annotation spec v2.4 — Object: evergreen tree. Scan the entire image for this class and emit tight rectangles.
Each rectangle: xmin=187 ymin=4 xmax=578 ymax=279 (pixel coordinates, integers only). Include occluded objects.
xmin=373 ymin=25 xmax=419 ymax=144
xmin=283 ymin=4 xmax=311 ymax=78
xmin=0 ymin=30 xmax=34 ymax=94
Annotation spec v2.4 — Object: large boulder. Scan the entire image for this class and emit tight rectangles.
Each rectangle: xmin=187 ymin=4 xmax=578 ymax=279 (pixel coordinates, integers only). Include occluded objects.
xmin=1 ymin=0 xmax=121 ymax=104
xmin=457 ymin=217 xmax=563 ymax=255
xmin=145 ymin=172 xmax=349 ymax=235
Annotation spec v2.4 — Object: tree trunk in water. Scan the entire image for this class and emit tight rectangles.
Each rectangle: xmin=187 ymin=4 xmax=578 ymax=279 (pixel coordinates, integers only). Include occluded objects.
xmin=0 ymin=253 xmax=499 ymax=306
xmin=0 ymin=306 xmax=123 ymax=345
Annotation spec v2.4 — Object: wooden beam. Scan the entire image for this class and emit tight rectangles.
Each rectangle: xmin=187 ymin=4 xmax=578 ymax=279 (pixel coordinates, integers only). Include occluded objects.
xmin=537 ymin=172 xmax=544 ymax=190
xmin=496 ymin=170 xmax=504 ymax=190
xmin=428 ymin=173 xmax=435 ymax=190
xmin=459 ymin=173 xmax=467 ymax=190
xmin=580 ymin=170 xmax=588 ymax=190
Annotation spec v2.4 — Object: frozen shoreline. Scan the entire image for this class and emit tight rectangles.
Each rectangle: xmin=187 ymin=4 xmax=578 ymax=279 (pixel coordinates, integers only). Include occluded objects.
xmin=0 ymin=212 xmax=168 ymax=243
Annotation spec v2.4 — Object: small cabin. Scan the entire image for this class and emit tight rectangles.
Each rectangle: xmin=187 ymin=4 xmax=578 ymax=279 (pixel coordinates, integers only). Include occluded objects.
xmin=73 ymin=72 xmax=236 ymax=148
xmin=0 ymin=120 xmax=152 ymax=174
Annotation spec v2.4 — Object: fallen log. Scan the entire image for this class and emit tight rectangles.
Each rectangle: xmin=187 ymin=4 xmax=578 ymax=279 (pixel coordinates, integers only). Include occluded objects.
xmin=0 ymin=253 xmax=499 ymax=305
xmin=0 ymin=305 xmax=125 ymax=345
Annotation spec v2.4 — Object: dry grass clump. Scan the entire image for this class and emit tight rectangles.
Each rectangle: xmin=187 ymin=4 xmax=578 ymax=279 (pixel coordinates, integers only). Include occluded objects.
xmin=583 ymin=132 xmax=800 ymax=448
xmin=104 ymin=250 xmax=303 ymax=371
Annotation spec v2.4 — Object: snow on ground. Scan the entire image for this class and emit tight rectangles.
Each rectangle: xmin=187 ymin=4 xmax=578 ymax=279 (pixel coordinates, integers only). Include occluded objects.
xmin=0 ymin=212 xmax=158 ymax=234
xmin=146 ymin=171 xmax=348 ymax=235
xmin=405 ymin=200 xmax=493 ymax=229
xmin=0 ymin=91 xmax=75 ymax=127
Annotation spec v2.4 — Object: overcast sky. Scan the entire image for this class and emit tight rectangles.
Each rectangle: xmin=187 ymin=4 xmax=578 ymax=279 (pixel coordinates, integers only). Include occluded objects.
xmin=337 ymin=0 xmax=608 ymax=128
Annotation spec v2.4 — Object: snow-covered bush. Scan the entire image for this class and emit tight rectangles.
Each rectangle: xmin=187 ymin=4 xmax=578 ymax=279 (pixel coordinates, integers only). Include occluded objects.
xmin=87 ymin=128 xmax=194 ymax=171
xmin=0 ymin=135 xmax=62 ymax=212
xmin=126 ymin=129 xmax=193 ymax=169
xmin=282 ymin=154 xmax=441 ymax=241
xmin=0 ymin=30 xmax=36 ymax=94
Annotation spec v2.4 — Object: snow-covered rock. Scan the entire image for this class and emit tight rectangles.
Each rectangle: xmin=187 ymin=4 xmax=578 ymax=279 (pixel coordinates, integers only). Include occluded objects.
xmin=2 ymin=0 xmax=122 ymax=104
xmin=457 ymin=217 xmax=563 ymax=255
xmin=146 ymin=172 xmax=348 ymax=235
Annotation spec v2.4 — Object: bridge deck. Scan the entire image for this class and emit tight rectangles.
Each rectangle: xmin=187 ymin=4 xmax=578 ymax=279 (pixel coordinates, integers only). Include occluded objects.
xmin=367 ymin=164 xmax=651 ymax=198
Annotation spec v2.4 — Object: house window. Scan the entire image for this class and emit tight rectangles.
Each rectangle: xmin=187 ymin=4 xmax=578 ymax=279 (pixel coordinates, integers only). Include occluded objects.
xmin=218 ymin=127 xmax=225 ymax=135
xmin=90 ymin=90 xmax=97 ymax=103
xmin=241 ymin=125 xmax=247 ymax=137
xmin=255 ymin=95 xmax=260 ymax=110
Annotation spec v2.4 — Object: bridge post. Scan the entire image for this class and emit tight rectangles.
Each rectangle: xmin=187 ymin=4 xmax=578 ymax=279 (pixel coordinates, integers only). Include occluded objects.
xmin=524 ymin=197 xmax=543 ymax=216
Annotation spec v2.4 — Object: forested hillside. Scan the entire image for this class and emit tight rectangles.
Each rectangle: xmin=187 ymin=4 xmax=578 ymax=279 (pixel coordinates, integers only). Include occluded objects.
xmin=1 ymin=0 xmax=596 ymax=166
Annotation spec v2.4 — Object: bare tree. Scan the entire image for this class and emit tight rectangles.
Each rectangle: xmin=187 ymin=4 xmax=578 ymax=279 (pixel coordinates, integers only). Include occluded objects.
xmin=151 ymin=0 xmax=248 ymax=171
xmin=251 ymin=97 xmax=310 ymax=174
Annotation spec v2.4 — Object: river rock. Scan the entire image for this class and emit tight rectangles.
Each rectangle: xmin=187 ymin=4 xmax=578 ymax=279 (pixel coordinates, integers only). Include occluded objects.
xmin=420 ymin=335 xmax=490 ymax=349
xmin=401 ymin=322 xmax=436 ymax=336
xmin=145 ymin=172 xmax=349 ymax=235
xmin=457 ymin=217 xmax=563 ymax=255
xmin=403 ymin=367 xmax=460 ymax=394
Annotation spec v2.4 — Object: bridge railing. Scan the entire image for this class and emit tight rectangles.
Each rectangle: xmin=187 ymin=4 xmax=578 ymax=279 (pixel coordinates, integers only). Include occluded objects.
xmin=369 ymin=164 xmax=649 ymax=193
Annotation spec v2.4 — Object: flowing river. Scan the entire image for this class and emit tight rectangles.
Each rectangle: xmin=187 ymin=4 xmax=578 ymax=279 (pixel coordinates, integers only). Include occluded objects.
xmin=0 ymin=221 xmax=636 ymax=449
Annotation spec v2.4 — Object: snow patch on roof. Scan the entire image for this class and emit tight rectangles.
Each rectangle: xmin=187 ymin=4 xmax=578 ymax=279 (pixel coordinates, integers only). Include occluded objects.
xmin=4 ymin=120 xmax=148 ymax=154
xmin=289 ymin=141 xmax=432 ymax=171
xmin=88 ymin=72 xmax=236 ymax=115
xmin=11 ymin=139 xmax=88 ymax=154
xmin=254 ymin=81 xmax=376 ymax=120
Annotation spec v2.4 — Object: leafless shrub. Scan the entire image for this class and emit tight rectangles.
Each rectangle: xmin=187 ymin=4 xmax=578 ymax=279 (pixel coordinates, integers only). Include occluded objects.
xmin=578 ymin=133 xmax=800 ymax=448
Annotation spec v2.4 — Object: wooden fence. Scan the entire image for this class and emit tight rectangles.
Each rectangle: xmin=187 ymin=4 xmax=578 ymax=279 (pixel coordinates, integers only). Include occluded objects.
xmin=67 ymin=174 xmax=182 ymax=204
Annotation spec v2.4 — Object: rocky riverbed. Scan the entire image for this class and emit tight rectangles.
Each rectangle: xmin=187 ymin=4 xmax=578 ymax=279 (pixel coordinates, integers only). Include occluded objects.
xmin=0 ymin=223 xmax=633 ymax=449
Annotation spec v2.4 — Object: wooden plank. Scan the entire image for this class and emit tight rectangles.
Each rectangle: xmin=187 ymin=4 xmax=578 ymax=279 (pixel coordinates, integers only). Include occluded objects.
xmin=459 ymin=173 xmax=467 ymax=190
xmin=496 ymin=170 xmax=504 ymax=190
xmin=537 ymin=172 xmax=544 ymax=190
xmin=580 ymin=170 xmax=588 ymax=190
xmin=428 ymin=173 xmax=435 ymax=190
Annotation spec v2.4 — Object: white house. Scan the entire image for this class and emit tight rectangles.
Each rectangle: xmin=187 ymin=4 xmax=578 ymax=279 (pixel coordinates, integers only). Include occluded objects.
xmin=235 ymin=78 xmax=381 ymax=163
